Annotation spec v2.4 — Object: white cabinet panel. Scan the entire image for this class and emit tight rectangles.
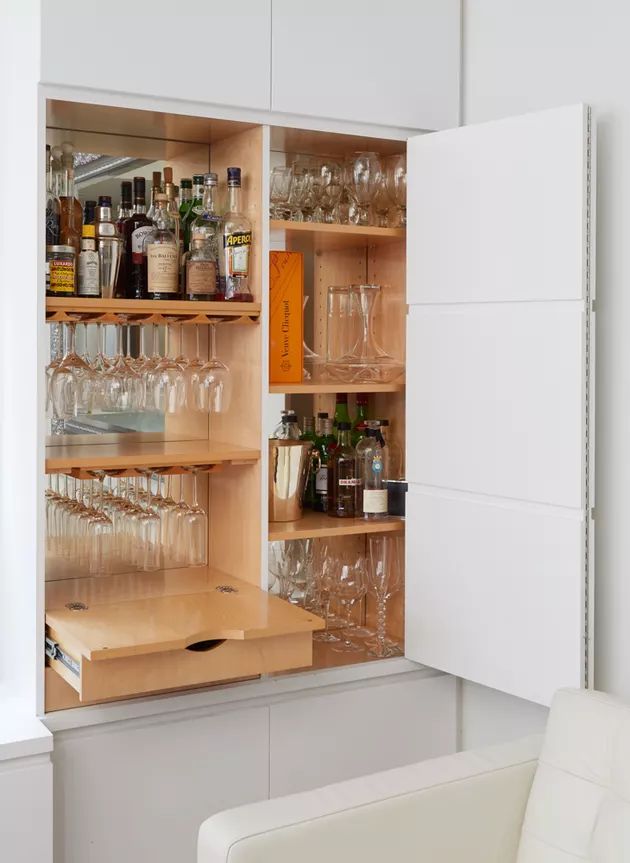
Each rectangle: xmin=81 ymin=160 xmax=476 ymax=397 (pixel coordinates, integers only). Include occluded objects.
xmin=53 ymin=707 xmax=269 ymax=863
xmin=0 ymin=755 xmax=52 ymax=863
xmin=407 ymin=104 xmax=589 ymax=304
xmin=41 ymin=1 xmax=272 ymax=111
xmin=271 ymin=0 xmax=460 ymax=130
xmin=406 ymin=302 xmax=585 ymax=508
xmin=405 ymin=487 xmax=585 ymax=706
xmin=269 ymin=674 xmax=456 ymax=796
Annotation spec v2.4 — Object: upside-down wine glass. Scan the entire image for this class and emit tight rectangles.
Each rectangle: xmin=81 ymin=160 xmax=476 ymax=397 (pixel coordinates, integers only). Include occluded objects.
xmin=182 ymin=469 xmax=208 ymax=566
xmin=50 ymin=322 xmax=94 ymax=420
xmin=153 ymin=324 xmax=186 ymax=414
xmin=193 ymin=323 xmax=232 ymax=413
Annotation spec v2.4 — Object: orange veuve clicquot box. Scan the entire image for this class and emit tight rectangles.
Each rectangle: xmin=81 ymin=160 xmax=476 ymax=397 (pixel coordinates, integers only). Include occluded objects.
xmin=269 ymin=251 xmax=304 ymax=383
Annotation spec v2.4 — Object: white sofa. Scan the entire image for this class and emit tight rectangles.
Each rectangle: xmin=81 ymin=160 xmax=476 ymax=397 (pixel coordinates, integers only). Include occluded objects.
xmin=198 ymin=688 xmax=630 ymax=862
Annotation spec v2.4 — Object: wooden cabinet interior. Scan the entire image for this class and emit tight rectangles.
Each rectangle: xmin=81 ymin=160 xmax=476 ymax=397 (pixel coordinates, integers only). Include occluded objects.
xmin=43 ymin=97 xmax=408 ymax=709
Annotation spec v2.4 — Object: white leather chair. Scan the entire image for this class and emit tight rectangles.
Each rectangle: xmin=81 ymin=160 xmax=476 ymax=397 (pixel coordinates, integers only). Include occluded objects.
xmin=198 ymin=688 xmax=630 ymax=862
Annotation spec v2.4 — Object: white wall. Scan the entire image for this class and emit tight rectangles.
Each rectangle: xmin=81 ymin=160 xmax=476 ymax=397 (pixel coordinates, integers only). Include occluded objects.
xmin=461 ymin=0 xmax=630 ymax=734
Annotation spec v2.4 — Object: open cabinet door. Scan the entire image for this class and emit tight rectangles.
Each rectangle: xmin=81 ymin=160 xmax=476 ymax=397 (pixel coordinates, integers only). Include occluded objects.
xmin=405 ymin=105 xmax=594 ymax=706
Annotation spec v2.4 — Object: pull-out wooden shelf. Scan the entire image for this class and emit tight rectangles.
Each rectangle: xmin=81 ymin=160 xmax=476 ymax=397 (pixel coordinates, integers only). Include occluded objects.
xmin=46 ymin=568 xmax=323 ymax=705
xmin=270 ymin=219 xmax=405 ymax=250
xmin=269 ymin=511 xmax=405 ymax=541
xmin=46 ymin=297 xmax=261 ymax=325
xmin=269 ymin=381 xmax=405 ymax=394
xmin=45 ymin=439 xmax=260 ymax=474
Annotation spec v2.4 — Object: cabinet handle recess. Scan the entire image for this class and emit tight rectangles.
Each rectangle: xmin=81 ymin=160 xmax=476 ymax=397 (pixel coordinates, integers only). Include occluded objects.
xmin=186 ymin=639 xmax=227 ymax=653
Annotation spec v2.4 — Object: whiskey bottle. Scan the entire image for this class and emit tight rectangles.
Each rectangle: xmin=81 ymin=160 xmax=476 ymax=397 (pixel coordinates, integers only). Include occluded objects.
xmin=222 ymin=167 xmax=253 ymax=301
xmin=188 ymin=173 xmax=221 ymax=299
xmin=144 ymin=193 xmax=180 ymax=300
xmin=116 ymin=181 xmax=133 ymax=233
xmin=328 ymin=421 xmax=360 ymax=518
xmin=146 ymin=171 xmax=162 ymax=221
xmin=122 ymin=177 xmax=153 ymax=299
xmin=356 ymin=422 xmax=387 ymax=519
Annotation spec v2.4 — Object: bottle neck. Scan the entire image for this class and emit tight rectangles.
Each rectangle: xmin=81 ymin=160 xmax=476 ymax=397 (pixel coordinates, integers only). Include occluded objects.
xmin=133 ymin=199 xmax=147 ymax=215
xmin=180 ymin=188 xmax=192 ymax=204
xmin=337 ymin=429 xmax=352 ymax=448
xmin=192 ymin=183 xmax=204 ymax=201
xmin=202 ymin=186 xmax=217 ymax=215
xmin=118 ymin=203 xmax=132 ymax=218
xmin=335 ymin=400 xmax=351 ymax=422
xmin=227 ymin=184 xmax=241 ymax=213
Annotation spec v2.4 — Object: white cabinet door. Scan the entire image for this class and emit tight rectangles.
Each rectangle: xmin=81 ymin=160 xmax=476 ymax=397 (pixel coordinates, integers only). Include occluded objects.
xmin=41 ymin=0 xmax=272 ymax=112
xmin=271 ymin=0 xmax=461 ymax=131
xmin=405 ymin=105 xmax=594 ymax=706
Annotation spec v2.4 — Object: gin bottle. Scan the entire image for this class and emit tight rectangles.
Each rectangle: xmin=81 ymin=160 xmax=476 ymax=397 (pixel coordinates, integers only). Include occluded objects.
xmin=328 ymin=421 xmax=360 ymax=518
xmin=356 ymin=422 xmax=387 ymax=519
xmin=222 ymin=167 xmax=253 ymax=301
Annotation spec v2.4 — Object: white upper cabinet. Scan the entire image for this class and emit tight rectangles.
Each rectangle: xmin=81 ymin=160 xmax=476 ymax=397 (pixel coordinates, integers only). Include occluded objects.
xmin=271 ymin=0 xmax=461 ymax=131
xmin=40 ymin=0 xmax=272 ymax=111
xmin=404 ymin=105 xmax=594 ymax=706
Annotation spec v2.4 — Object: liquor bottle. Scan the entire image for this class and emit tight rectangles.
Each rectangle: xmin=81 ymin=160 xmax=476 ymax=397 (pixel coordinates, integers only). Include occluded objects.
xmin=77 ymin=224 xmax=100 ymax=297
xmin=300 ymin=418 xmax=318 ymax=508
xmin=94 ymin=197 xmax=122 ymax=299
xmin=222 ymin=167 xmax=253 ymax=301
xmin=315 ymin=411 xmax=329 ymax=437
xmin=356 ymin=422 xmax=387 ymax=520
xmin=271 ymin=410 xmax=289 ymax=438
xmin=144 ymin=193 xmax=180 ymax=300
xmin=333 ymin=393 xmax=351 ymax=437
xmin=178 ymin=178 xmax=193 ymax=231
xmin=58 ymin=170 xmax=82 ymax=289
xmin=45 ymin=145 xmax=60 ymax=244
xmin=351 ymin=393 xmax=369 ymax=447
xmin=83 ymin=200 xmax=97 ymax=226
xmin=146 ymin=171 xmax=162 ymax=221
xmin=116 ymin=181 xmax=133 ymax=233
xmin=187 ymin=173 xmax=221 ymax=299
xmin=376 ymin=418 xmax=404 ymax=480
xmin=314 ymin=418 xmax=336 ymax=513
xmin=186 ymin=238 xmax=219 ymax=301
xmin=182 ymin=174 xmax=204 ymax=251
xmin=328 ymin=421 xmax=360 ymax=518
xmin=276 ymin=412 xmax=300 ymax=440
xmin=122 ymin=177 xmax=153 ymax=299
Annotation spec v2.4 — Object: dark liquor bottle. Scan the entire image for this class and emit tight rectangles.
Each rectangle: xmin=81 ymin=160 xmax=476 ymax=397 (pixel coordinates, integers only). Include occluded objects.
xmin=83 ymin=200 xmax=97 ymax=225
xmin=356 ymin=422 xmax=387 ymax=520
xmin=313 ymin=418 xmax=336 ymax=513
xmin=300 ymin=417 xmax=318 ymax=509
xmin=116 ymin=181 xmax=133 ymax=233
xmin=122 ymin=177 xmax=153 ymax=299
xmin=328 ymin=421 xmax=360 ymax=518
xmin=221 ymin=167 xmax=253 ymax=301
xmin=182 ymin=174 xmax=204 ymax=251
xmin=45 ymin=145 xmax=60 ymax=244
xmin=178 ymin=178 xmax=193 ymax=229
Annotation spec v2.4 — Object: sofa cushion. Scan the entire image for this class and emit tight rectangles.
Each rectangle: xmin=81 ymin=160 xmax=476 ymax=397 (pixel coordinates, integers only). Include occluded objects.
xmin=517 ymin=688 xmax=630 ymax=863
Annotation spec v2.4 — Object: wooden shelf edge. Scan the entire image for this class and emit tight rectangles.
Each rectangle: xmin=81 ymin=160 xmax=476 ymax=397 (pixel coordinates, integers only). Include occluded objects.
xmin=270 ymin=219 xmax=405 ymax=241
xmin=46 ymin=297 xmax=261 ymax=325
xmin=269 ymin=381 xmax=405 ymax=394
xmin=269 ymin=513 xmax=405 ymax=541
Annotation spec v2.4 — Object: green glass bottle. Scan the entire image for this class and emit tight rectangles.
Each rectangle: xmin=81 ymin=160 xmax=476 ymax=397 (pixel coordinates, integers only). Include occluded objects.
xmin=351 ymin=393 xmax=370 ymax=447
xmin=181 ymin=174 xmax=204 ymax=252
xmin=314 ymin=418 xmax=336 ymax=513
xmin=333 ymin=393 xmax=351 ymax=439
xmin=300 ymin=417 xmax=318 ymax=509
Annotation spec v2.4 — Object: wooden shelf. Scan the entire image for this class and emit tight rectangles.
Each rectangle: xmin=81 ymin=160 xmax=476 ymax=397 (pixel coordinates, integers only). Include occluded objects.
xmin=269 ymin=511 xmax=405 ymax=541
xmin=46 ymin=297 xmax=261 ymax=325
xmin=45 ymin=438 xmax=260 ymax=474
xmin=269 ymin=381 xmax=405 ymax=394
xmin=270 ymin=219 xmax=405 ymax=250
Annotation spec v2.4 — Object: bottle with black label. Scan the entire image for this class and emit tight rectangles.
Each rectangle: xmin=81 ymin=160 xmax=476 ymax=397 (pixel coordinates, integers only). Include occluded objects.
xmin=122 ymin=177 xmax=153 ymax=299
xmin=77 ymin=225 xmax=100 ymax=297
xmin=314 ymin=419 xmax=336 ymax=513
xmin=328 ymin=421 xmax=359 ymax=518
xmin=221 ymin=167 xmax=253 ymax=301
xmin=144 ymin=193 xmax=180 ymax=300
xmin=356 ymin=422 xmax=387 ymax=519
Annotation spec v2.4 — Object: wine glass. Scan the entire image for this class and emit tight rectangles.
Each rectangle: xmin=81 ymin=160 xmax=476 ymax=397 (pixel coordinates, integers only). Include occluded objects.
xmin=349 ymin=152 xmax=382 ymax=226
xmin=45 ymin=323 xmax=64 ymax=418
xmin=192 ymin=323 xmax=232 ymax=413
xmin=318 ymin=161 xmax=343 ymax=224
xmin=372 ymin=175 xmax=392 ymax=227
xmin=181 ymin=469 xmax=208 ymax=566
xmin=184 ymin=326 xmax=207 ymax=410
xmin=312 ymin=540 xmax=341 ymax=642
xmin=386 ymin=154 xmax=407 ymax=227
xmin=153 ymin=325 xmax=186 ymax=414
xmin=269 ymin=166 xmax=293 ymax=220
xmin=268 ymin=540 xmax=305 ymax=602
xmin=331 ymin=552 xmax=367 ymax=653
xmin=50 ymin=322 xmax=94 ymax=419
xmin=287 ymin=168 xmax=311 ymax=222
xmin=365 ymin=535 xmax=403 ymax=658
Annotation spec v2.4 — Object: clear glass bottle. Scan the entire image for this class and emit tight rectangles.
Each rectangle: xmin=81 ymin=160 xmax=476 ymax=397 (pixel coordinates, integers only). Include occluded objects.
xmin=314 ymin=418 xmax=336 ymax=513
xmin=222 ymin=167 xmax=253 ymax=301
xmin=182 ymin=174 xmax=205 ymax=251
xmin=328 ymin=421 xmax=360 ymax=518
xmin=315 ymin=411 xmax=329 ymax=437
xmin=271 ymin=409 xmax=289 ymax=438
xmin=178 ymin=178 xmax=193 ymax=224
xmin=147 ymin=171 xmax=162 ymax=221
xmin=143 ymin=193 xmax=180 ymax=300
xmin=77 ymin=224 xmax=100 ymax=297
xmin=301 ymin=417 xmax=317 ymax=509
xmin=58 ymin=171 xmax=82 ymax=290
xmin=186 ymin=238 xmax=219 ymax=301
xmin=356 ymin=421 xmax=387 ymax=519
xmin=279 ymin=412 xmax=301 ymax=440
xmin=352 ymin=392 xmax=369 ymax=447
xmin=376 ymin=418 xmax=404 ymax=480
xmin=45 ymin=145 xmax=60 ymax=244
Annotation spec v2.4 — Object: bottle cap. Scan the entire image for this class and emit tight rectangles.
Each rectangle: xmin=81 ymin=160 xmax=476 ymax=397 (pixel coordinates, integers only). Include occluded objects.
xmin=365 ymin=428 xmax=378 ymax=437
xmin=120 ymin=180 xmax=132 ymax=202
xmin=204 ymin=172 xmax=218 ymax=186
xmin=98 ymin=195 xmax=112 ymax=207
xmin=337 ymin=421 xmax=351 ymax=430
xmin=227 ymin=166 xmax=241 ymax=187
xmin=152 ymin=171 xmax=162 ymax=188
xmin=133 ymin=176 xmax=146 ymax=198
xmin=82 ymin=224 xmax=95 ymax=238
xmin=180 ymin=178 xmax=192 ymax=189
xmin=84 ymin=200 xmax=97 ymax=209
xmin=192 ymin=174 xmax=205 ymax=185
xmin=47 ymin=245 xmax=75 ymax=255
xmin=317 ymin=411 xmax=329 ymax=419
xmin=163 ymin=166 xmax=173 ymax=184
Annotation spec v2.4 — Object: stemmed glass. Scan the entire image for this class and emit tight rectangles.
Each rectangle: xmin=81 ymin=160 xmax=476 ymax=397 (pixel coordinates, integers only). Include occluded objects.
xmin=349 ymin=152 xmax=382 ymax=226
xmin=50 ymin=322 xmax=94 ymax=419
xmin=331 ymin=552 xmax=367 ymax=653
xmin=312 ymin=540 xmax=341 ymax=643
xmin=269 ymin=166 xmax=293 ymax=219
xmin=103 ymin=323 xmax=146 ymax=412
xmin=153 ymin=325 xmax=186 ymax=414
xmin=372 ymin=175 xmax=392 ymax=227
xmin=318 ymin=161 xmax=343 ymax=224
xmin=287 ymin=168 xmax=311 ymax=222
xmin=166 ymin=475 xmax=190 ymax=566
xmin=46 ymin=323 xmax=64 ymax=417
xmin=366 ymin=535 xmax=403 ymax=658
xmin=386 ymin=155 xmax=407 ymax=227
xmin=136 ymin=472 xmax=161 ymax=571
xmin=268 ymin=540 xmax=305 ymax=601
xmin=184 ymin=325 xmax=207 ymax=409
xmin=192 ymin=323 xmax=232 ymax=413
xmin=181 ymin=469 xmax=208 ymax=566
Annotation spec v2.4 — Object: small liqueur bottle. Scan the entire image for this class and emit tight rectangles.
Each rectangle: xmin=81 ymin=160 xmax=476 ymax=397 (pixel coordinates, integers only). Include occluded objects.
xmin=313 ymin=418 xmax=336 ymax=513
xmin=144 ymin=193 xmax=180 ymax=300
xmin=351 ymin=392 xmax=370 ymax=447
xmin=328 ymin=421 xmax=360 ymax=518
xmin=45 ymin=145 xmax=60 ymax=244
xmin=222 ymin=167 xmax=253 ymax=301
xmin=187 ymin=173 xmax=221 ymax=299
xmin=116 ymin=181 xmax=133 ymax=233
xmin=356 ymin=422 xmax=388 ymax=520
xmin=122 ymin=177 xmax=153 ymax=299
xmin=332 ymin=393 xmax=351 ymax=438
xmin=300 ymin=417 xmax=318 ymax=509
xmin=146 ymin=171 xmax=162 ymax=221
xmin=182 ymin=174 xmax=205 ymax=251
xmin=185 ymin=238 xmax=219 ymax=301
xmin=77 ymin=225 xmax=100 ymax=297
xmin=83 ymin=200 xmax=97 ymax=226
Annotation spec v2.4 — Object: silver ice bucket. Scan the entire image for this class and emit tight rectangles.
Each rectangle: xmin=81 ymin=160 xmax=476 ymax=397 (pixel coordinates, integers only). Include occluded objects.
xmin=268 ymin=440 xmax=313 ymax=522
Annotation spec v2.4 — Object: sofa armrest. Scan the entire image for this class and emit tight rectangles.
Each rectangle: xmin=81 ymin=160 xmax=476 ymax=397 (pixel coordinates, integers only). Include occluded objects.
xmin=198 ymin=734 xmax=541 ymax=863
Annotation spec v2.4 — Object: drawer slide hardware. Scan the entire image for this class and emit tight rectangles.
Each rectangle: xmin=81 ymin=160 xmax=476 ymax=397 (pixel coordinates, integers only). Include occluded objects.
xmin=45 ymin=636 xmax=80 ymax=677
